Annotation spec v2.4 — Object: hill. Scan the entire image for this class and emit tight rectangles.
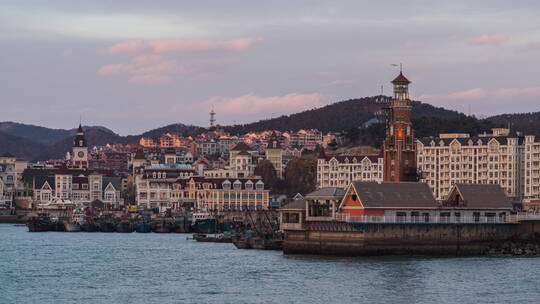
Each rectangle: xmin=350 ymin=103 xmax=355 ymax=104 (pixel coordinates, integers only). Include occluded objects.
xmin=222 ymin=97 xmax=467 ymax=134
xmin=485 ymin=111 xmax=540 ymax=136
xmin=0 ymin=131 xmax=47 ymax=160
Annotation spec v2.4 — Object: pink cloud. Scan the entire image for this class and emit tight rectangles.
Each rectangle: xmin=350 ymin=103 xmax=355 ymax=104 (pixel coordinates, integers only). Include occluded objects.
xmin=208 ymin=93 xmax=324 ymax=116
xmin=327 ymin=79 xmax=360 ymax=87
xmin=469 ymin=34 xmax=509 ymax=46
xmin=102 ymin=40 xmax=144 ymax=55
xmin=222 ymin=38 xmax=263 ymax=52
xmin=128 ymin=74 xmax=171 ymax=86
xmin=148 ymin=37 xmax=262 ymax=53
xmin=133 ymin=54 xmax=163 ymax=64
xmin=98 ymin=64 xmax=131 ymax=75
xmin=418 ymin=87 xmax=540 ymax=102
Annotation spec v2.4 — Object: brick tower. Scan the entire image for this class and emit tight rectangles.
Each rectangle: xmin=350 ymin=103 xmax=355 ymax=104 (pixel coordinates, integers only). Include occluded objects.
xmin=383 ymin=71 xmax=417 ymax=182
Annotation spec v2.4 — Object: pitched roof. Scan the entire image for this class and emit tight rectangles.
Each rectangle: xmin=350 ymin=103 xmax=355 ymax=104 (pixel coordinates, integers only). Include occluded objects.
xmin=231 ymin=142 xmax=251 ymax=151
xmin=350 ymin=181 xmax=437 ymax=208
xmin=267 ymin=132 xmax=282 ymax=149
xmin=451 ymin=184 xmax=513 ymax=209
xmin=133 ymin=149 xmax=146 ymax=160
xmin=280 ymin=199 xmax=306 ymax=210
xmin=391 ymin=72 xmax=411 ymax=84
xmin=306 ymin=187 xmax=345 ymax=200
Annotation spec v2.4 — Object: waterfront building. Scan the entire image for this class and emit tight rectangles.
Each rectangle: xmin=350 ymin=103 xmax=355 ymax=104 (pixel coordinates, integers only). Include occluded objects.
xmin=24 ymin=166 xmax=123 ymax=207
xmin=339 ymin=181 xmax=438 ymax=218
xmin=136 ymin=175 xmax=269 ymax=212
xmin=383 ymin=71 xmax=417 ymax=182
xmin=416 ymin=128 xmax=540 ymax=202
xmin=265 ymin=132 xmax=283 ymax=179
xmin=316 ymin=150 xmax=383 ymax=188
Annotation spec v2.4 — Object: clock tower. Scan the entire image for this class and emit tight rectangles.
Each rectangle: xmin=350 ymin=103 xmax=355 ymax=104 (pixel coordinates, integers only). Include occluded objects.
xmin=72 ymin=124 xmax=88 ymax=168
xmin=383 ymin=71 xmax=417 ymax=182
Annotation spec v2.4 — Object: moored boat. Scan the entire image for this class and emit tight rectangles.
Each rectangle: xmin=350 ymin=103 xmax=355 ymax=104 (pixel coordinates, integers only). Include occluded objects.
xmin=97 ymin=214 xmax=117 ymax=232
xmin=152 ymin=218 xmax=173 ymax=233
xmin=173 ymin=216 xmax=191 ymax=233
xmin=63 ymin=221 xmax=81 ymax=232
xmin=116 ymin=217 xmax=134 ymax=233
xmin=27 ymin=213 xmax=52 ymax=232
xmin=135 ymin=221 xmax=152 ymax=233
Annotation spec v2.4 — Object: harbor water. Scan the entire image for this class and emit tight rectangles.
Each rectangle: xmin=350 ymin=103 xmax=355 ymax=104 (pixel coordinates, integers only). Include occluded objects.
xmin=1 ymin=224 xmax=539 ymax=304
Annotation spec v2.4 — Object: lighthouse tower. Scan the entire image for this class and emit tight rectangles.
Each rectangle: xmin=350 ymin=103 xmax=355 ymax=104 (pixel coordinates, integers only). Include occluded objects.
xmin=383 ymin=71 xmax=417 ymax=182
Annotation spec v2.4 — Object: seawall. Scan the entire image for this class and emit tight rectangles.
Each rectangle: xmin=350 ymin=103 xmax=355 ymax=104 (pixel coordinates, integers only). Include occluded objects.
xmin=283 ymin=221 xmax=540 ymax=256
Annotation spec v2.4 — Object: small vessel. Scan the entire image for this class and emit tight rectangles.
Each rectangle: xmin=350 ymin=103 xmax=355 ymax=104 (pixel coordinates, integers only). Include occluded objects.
xmin=97 ymin=214 xmax=117 ymax=232
xmin=193 ymin=233 xmax=233 ymax=243
xmin=27 ymin=213 xmax=52 ymax=232
xmin=173 ymin=216 xmax=191 ymax=233
xmin=152 ymin=218 xmax=173 ymax=233
xmin=116 ymin=217 xmax=134 ymax=233
xmin=81 ymin=221 xmax=99 ymax=232
xmin=135 ymin=221 xmax=152 ymax=233
xmin=191 ymin=212 xmax=218 ymax=234
xmin=63 ymin=221 xmax=81 ymax=232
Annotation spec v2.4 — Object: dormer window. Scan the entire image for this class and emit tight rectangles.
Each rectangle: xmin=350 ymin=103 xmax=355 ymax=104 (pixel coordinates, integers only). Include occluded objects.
xmin=233 ymin=180 xmax=242 ymax=190
xmin=245 ymin=181 xmax=253 ymax=190
xmin=223 ymin=181 xmax=231 ymax=190
xmin=256 ymin=181 xmax=264 ymax=190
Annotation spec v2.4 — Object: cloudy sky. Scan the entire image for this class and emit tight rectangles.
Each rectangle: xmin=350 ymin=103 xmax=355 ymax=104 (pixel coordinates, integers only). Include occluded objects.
xmin=1 ymin=1 xmax=539 ymax=135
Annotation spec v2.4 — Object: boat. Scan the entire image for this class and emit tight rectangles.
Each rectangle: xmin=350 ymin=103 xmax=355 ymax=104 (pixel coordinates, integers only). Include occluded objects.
xmin=116 ymin=217 xmax=134 ymax=233
xmin=63 ymin=221 xmax=81 ymax=232
xmin=152 ymin=218 xmax=173 ymax=233
xmin=173 ymin=216 xmax=191 ymax=233
xmin=135 ymin=221 xmax=152 ymax=233
xmin=27 ymin=213 xmax=52 ymax=232
xmin=49 ymin=217 xmax=66 ymax=232
xmin=191 ymin=212 xmax=218 ymax=233
xmin=81 ymin=221 xmax=99 ymax=232
xmin=193 ymin=233 xmax=233 ymax=243
xmin=97 ymin=214 xmax=117 ymax=232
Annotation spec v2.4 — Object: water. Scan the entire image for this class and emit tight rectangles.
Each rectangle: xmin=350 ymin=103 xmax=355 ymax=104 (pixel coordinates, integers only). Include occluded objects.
xmin=1 ymin=224 xmax=539 ymax=304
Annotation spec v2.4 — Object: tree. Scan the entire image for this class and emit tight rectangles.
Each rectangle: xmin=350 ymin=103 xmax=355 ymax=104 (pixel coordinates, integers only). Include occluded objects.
xmin=284 ymin=155 xmax=317 ymax=195
xmin=254 ymin=160 xmax=278 ymax=190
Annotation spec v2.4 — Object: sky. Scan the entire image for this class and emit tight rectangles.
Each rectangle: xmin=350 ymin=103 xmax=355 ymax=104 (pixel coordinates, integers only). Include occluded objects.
xmin=1 ymin=0 xmax=539 ymax=135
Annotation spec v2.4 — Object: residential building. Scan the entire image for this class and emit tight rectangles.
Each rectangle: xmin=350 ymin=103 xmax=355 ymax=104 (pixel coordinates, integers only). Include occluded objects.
xmin=417 ymin=129 xmax=530 ymax=201
xmin=265 ymin=132 xmax=283 ymax=178
xmin=316 ymin=150 xmax=383 ymax=188
xmin=136 ymin=176 xmax=270 ymax=212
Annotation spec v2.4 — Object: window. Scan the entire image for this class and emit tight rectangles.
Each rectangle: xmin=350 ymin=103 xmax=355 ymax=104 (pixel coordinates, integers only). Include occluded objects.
xmin=245 ymin=182 xmax=253 ymax=190
xmin=256 ymin=182 xmax=264 ymax=190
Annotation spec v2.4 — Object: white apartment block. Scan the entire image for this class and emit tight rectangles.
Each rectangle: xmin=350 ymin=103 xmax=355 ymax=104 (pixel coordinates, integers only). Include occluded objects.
xmin=524 ymin=135 xmax=540 ymax=201
xmin=317 ymin=154 xmax=384 ymax=188
xmin=417 ymin=128 xmax=540 ymax=202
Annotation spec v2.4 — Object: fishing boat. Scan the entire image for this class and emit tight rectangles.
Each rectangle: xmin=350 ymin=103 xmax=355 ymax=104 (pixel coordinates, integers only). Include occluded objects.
xmin=97 ymin=214 xmax=117 ymax=232
xmin=135 ymin=220 xmax=152 ymax=233
xmin=152 ymin=218 xmax=173 ymax=233
xmin=191 ymin=212 xmax=218 ymax=233
xmin=27 ymin=213 xmax=52 ymax=232
xmin=193 ymin=233 xmax=233 ymax=243
xmin=116 ymin=217 xmax=134 ymax=233
xmin=63 ymin=221 xmax=81 ymax=232
xmin=173 ymin=216 xmax=191 ymax=233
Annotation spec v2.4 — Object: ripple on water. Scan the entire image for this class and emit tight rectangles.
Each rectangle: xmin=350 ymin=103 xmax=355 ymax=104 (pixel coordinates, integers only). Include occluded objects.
xmin=1 ymin=224 xmax=540 ymax=304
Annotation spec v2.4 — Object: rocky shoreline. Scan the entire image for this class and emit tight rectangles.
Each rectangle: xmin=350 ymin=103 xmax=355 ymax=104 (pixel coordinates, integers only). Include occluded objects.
xmin=485 ymin=239 xmax=540 ymax=256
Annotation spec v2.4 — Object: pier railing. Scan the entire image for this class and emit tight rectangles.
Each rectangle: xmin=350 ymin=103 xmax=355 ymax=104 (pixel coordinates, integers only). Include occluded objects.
xmin=334 ymin=213 xmax=540 ymax=224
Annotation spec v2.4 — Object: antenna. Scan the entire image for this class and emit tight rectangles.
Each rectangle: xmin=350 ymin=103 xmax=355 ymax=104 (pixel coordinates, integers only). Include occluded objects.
xmin=400 ymin=63 xmax=403 ymax=73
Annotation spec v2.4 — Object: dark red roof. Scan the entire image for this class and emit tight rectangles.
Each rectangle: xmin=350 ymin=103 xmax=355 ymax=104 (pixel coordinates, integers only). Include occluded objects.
xmin=231 ymin=142 xmax=251 ymax=151
xmin=391 ymin=72 xmax=411 ymax=84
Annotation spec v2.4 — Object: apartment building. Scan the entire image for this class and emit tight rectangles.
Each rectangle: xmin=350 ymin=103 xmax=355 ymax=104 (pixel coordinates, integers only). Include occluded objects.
xmin=317 ymin=151 xmax=384 ymax=188
xmin=416 ymin=128 xmax=534 ymax=201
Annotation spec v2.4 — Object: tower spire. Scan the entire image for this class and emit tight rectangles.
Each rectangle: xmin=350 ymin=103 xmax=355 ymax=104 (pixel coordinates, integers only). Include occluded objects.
xmin=209 ymin=107 xmax=216 ymax=128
